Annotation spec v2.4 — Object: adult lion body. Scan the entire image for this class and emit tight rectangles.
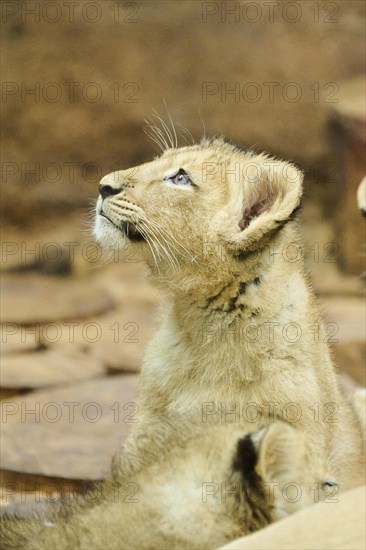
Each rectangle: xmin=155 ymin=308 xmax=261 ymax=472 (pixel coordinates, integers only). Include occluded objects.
xmin=1 ymin=418 xmax=339 ymax=549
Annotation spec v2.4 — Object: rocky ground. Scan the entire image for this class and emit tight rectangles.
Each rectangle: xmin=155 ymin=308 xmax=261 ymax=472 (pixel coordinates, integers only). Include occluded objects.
xmin=0 ymin=211 xmax=160 ymax=514
xmin=0 ymin=207 xmax=364 ymax=517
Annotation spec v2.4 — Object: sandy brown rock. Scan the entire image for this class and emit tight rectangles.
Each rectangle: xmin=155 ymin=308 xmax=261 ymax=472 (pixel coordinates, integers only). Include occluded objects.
xmin=220 ymin=486 xmax=366 ymax=550
xmin=333 ymin=342 xmax=365 ymax=387
xmin=1 ymin=349 xmax=105 ymax=389
xmin=312 ymin=270 xmax=364 ymax=297
xmin=319 ymin=296 xmax=365 ymax=386
xmin=91 ymin=262 xmax=161 ymax=307
xmin=0 ymin=325 xmax=41 ymax=355
xmin=330 ymin=76 xmax=366 ymax=274
xmin=1 ymin=375 xmax=138 ymax=479
xmin=45 ymin=301 xmax=158 ymax=372
xmin=1 ymin=274 xmax=115 ymax=324
xmin=47 ymin=263 xmax=161 ymax=371
xmin=87 ymin=306 xmax=157 ymax=372
xmin=320 ymin=296 xmax=366 ymax=343
xmin=0 ymin=213 xmax=126 ymax=278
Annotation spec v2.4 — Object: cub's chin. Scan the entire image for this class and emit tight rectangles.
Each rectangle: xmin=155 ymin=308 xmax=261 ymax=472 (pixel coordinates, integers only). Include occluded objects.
xmin=93 ymin=213 xmax=128 ymax=249
xmin=94 ymin=212 xmax=146 ymax=249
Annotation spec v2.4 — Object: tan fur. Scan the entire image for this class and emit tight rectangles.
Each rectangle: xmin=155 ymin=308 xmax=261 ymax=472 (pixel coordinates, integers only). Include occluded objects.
xmin=0 ymin=418 xmax=338 ymax=549
xmin=219 ymin=485 xmax=366 ymax=550
xmin=94 ymin=138 xmax=365 ymax=489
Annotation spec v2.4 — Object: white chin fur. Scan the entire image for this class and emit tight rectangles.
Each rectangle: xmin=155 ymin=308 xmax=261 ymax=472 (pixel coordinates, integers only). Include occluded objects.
xmin=93 ymin=214 xmax=129 ymax=249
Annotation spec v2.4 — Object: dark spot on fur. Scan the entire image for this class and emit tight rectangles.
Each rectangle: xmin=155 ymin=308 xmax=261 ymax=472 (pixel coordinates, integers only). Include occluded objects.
xmin=238 ymin=282 xmax=247 ymax=294
xmin=226 ymin=280 xmax=249 ymax=312
xmin=237 ymin=249 xmax=256 ymax=261
xmin=226 ymin=295 xmax=238 ymax=313
xmin=233 ymin=434 xmax=271 ymax=529
xmin=208 ymin=277 xmax=262 ymax=314
xmin=233 ymin=435 xmax=261 ymax=491
xmin=206 ymin=283 xmax=231 ymax=307
xmin=233 ymin=434 xmax=266 ymax=505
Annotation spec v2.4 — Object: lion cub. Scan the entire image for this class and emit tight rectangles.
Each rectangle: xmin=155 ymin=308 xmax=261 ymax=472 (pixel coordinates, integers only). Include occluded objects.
xmin=94 ymin=137 xmax=365 ymax=489
xmin=1 ymin=418 xmax=338 ymax=549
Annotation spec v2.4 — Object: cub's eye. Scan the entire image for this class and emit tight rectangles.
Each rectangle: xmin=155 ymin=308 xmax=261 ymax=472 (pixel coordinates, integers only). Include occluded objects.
xmin=169 ymin=168 xmax=193 ymax=186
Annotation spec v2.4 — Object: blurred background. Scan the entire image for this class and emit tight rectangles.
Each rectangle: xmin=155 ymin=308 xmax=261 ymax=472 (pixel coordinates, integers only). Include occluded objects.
xmin=1 ymin=0 xmax=365 ymax=516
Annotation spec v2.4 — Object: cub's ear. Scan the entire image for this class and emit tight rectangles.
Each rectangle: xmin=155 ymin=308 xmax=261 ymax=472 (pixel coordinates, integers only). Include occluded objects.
xmin=224 ymin=156 xmax=303 ymax=254
xmin=254 ymin=422 xmax=305 ymax=482
xmin=234 ymin=422 xmax=305 ymax=489
xmin=234 ymin=423 xmax=311 ymax=520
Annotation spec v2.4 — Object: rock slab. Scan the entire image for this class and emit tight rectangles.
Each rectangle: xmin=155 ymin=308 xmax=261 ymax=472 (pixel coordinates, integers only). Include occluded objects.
xmin=1 ymin=375 xmax=138 ymax=479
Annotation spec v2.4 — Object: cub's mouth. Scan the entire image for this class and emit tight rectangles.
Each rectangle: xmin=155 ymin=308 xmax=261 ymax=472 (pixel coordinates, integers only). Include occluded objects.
xmin=100 ymin=211 xmax=146 ymax=242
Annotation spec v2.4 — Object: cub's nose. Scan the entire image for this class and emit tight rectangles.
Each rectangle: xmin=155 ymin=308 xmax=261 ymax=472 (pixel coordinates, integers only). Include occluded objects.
xmin=99 ymin=184 xmax=121 ymax=200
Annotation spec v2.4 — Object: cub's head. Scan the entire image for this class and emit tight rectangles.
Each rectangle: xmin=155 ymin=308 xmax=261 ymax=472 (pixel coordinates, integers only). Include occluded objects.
xmin=0 ymin=421 xmax=337 ymax=550
xmin=228 ymin=422 xmax=338 ymax=526
xmin=94 ymin=139 xmax=303 ymax=289
xmin=168 ymin=420 xmax=338 ymax=543
xmin=116 ymin=418 xmax=338 ymax=545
